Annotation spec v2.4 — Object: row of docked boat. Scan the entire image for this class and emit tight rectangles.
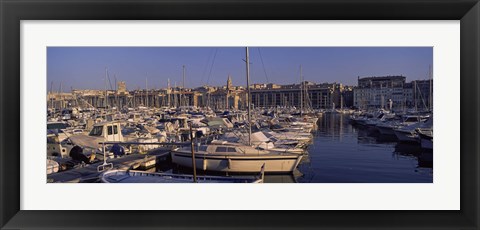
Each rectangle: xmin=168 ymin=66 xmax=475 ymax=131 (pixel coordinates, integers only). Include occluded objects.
xmin=349 ymin=110 xmax=433 ymax=150
xmin=46 ymin=108 xmax=318 ymax=182
xmin=47 ymin=47 xmax=321 ymax=183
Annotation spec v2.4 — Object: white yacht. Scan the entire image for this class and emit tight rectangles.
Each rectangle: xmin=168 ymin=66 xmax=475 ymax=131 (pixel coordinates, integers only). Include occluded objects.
xmin=393 ymin=116 xmax=431 ymax=142
xmin=377 ymin=115 xmax=428 ymax=136
xmin=171 ymin=144 xmax=303 ymax=173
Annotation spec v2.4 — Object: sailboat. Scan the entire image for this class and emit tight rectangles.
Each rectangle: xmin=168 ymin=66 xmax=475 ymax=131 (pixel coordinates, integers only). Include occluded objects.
xmin=171 ymin=47 xmax=303 ymax=173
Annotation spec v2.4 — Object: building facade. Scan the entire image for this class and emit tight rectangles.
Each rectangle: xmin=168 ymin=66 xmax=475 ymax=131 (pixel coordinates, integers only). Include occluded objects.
xmin=250 ymin=82 xmax=344 ymax=109
xmin=354 ymin=76 xmax=408 ymax=109
xmin=353 ymin=76 xmax=432 ymax=110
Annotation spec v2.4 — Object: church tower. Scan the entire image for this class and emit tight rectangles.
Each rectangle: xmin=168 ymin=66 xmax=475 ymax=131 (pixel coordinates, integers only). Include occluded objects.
xmin=227 ymin=75 xmax=233 ymax=90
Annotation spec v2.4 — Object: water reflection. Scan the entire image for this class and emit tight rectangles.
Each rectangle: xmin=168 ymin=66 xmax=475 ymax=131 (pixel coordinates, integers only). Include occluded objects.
xmin=394 ymin=143 xmax=433 ymax=168
xmin=297 ymin=113 xmax=432 ymax=183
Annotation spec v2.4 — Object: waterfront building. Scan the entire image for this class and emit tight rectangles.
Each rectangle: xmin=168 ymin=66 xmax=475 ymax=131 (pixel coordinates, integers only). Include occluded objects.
xmin=341 ymin=86 xmax=354 ymax=108
xmin=48 ymin=75 xmax=431 ymax=112
xmin=207 ymin=76 xmax=245 ymax=110
xmin=353 ymin=75 xmax=432 ymax=110
xmin=354 ymin=76 xmax=409 ymax=110
xmin=250 ymin=82 xmax=344 ymax=109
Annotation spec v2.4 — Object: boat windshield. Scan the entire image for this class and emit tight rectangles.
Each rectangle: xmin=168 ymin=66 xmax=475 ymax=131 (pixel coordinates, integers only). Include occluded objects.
xmin=89 ymin=126 xmax=103 ymax=136
xmin=47 ymin=123 xmax=69 ymax=130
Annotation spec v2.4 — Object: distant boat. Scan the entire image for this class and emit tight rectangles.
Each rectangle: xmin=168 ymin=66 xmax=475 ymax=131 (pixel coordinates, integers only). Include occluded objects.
xmin=393 ymin=116 xmax=431 ymax=142
xmin=101 ymin=169 xmax=264 ymax=183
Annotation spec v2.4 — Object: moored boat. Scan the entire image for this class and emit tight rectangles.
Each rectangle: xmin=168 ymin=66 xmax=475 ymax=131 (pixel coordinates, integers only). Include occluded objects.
xmin=101 ymin=169 xmax=264 ymax=183
xmin=171 ymin=144 xmax=303 ymax=173
xmin=417 ymin=128 xmax=433 ymax=150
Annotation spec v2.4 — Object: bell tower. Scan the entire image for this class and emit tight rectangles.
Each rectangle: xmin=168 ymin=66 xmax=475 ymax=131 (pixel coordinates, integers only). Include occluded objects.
xmin=227 ymin=75 xmax=233 ymax=90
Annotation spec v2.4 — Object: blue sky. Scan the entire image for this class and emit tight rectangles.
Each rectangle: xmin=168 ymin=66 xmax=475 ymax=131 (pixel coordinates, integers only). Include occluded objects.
xmin=47 ymin=47 xmax=432 ymax=91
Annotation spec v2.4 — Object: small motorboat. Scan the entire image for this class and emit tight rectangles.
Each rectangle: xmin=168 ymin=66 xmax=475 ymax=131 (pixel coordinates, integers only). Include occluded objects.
xmin=101 ymin=169 xmax=264 ymax=183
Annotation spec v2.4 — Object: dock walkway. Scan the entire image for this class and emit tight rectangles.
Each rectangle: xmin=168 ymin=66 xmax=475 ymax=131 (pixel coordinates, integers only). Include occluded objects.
xmin=47 ymin=147 xmax=172 ymax=183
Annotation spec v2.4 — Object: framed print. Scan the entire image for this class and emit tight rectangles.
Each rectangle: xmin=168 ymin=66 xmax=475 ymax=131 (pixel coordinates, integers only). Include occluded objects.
xmin=1 ymin=0 xmax=479 ymax=229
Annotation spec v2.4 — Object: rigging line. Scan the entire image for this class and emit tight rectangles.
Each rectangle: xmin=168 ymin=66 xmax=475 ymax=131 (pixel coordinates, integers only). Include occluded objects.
xmin=257 ymin=48 xmax=269 ymax=83
xmin=106 ymin=70 xmax=114 ymax=91
xmin=200 ymin=48 xmax=214 ymax=85
xmin=206 ymin=48 xmax=218 ymax=85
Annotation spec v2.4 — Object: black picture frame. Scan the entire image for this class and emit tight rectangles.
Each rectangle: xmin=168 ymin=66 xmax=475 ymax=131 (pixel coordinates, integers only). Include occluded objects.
xmin=1 ymin=0 xmax=479 ymax=229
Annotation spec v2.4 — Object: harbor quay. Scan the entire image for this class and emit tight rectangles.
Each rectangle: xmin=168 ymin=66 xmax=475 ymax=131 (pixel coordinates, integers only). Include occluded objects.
xmin=47 ymin=75 xmax=432 ymax=112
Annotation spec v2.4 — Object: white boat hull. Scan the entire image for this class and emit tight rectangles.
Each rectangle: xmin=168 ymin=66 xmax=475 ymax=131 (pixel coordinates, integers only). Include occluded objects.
xmin=171 ymin=152 xmax=303 ymax=173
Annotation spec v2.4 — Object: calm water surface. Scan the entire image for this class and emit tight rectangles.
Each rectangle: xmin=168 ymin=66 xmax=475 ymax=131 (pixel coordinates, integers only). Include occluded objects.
xmin=294 ymin=113 xmax=433 ymax=183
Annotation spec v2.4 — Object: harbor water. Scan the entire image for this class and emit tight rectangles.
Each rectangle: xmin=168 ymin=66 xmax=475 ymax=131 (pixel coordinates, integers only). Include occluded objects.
xmin=159 ymin=113 xmax=433 ymax=183
xmin=295 ymin=113 xmax=433 ymax=183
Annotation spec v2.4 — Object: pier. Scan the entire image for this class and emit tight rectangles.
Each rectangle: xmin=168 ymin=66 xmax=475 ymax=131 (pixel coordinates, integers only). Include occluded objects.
xmin=47 ymin=147 xmax=172 ymax=183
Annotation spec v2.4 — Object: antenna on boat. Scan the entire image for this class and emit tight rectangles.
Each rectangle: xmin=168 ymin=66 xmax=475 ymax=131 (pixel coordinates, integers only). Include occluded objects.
xmin=246 ymin=47 xmax=252 ymax=146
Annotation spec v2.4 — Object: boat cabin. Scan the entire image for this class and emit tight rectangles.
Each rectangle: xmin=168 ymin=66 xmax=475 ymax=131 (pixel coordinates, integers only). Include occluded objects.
xmin=88 ymin=121 xmax=124 ymax=142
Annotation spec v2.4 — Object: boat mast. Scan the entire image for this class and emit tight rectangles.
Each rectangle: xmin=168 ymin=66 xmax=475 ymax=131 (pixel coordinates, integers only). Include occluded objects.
xmin=59 ymin=81 xmax=63 ymax=110
xmin=104 ymin=68 xmax=108 ymax=109
xmin=189 ymin=122 xmax=197 ymax=182
xmin=414 ymin=80 xmax=417 ymax=111
xmin=300 ymin=65 xmax=303 ymax=115
xmin=167 ymin=78 xmax=171 ymax=108
xmin=49 ymin=81 xmax=54 ymax=111
xmin=114 ymin=75 xmax=118 ymax=111
xmin=182 ymin=65 xmax=186 ymax=107
xmin=145 ymin=74 xmax=148 ymax=108
xmin=429 ymin=65 xmax=432 ymax=112
xmin=246 ymin=47 xmax=252 ymax=146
